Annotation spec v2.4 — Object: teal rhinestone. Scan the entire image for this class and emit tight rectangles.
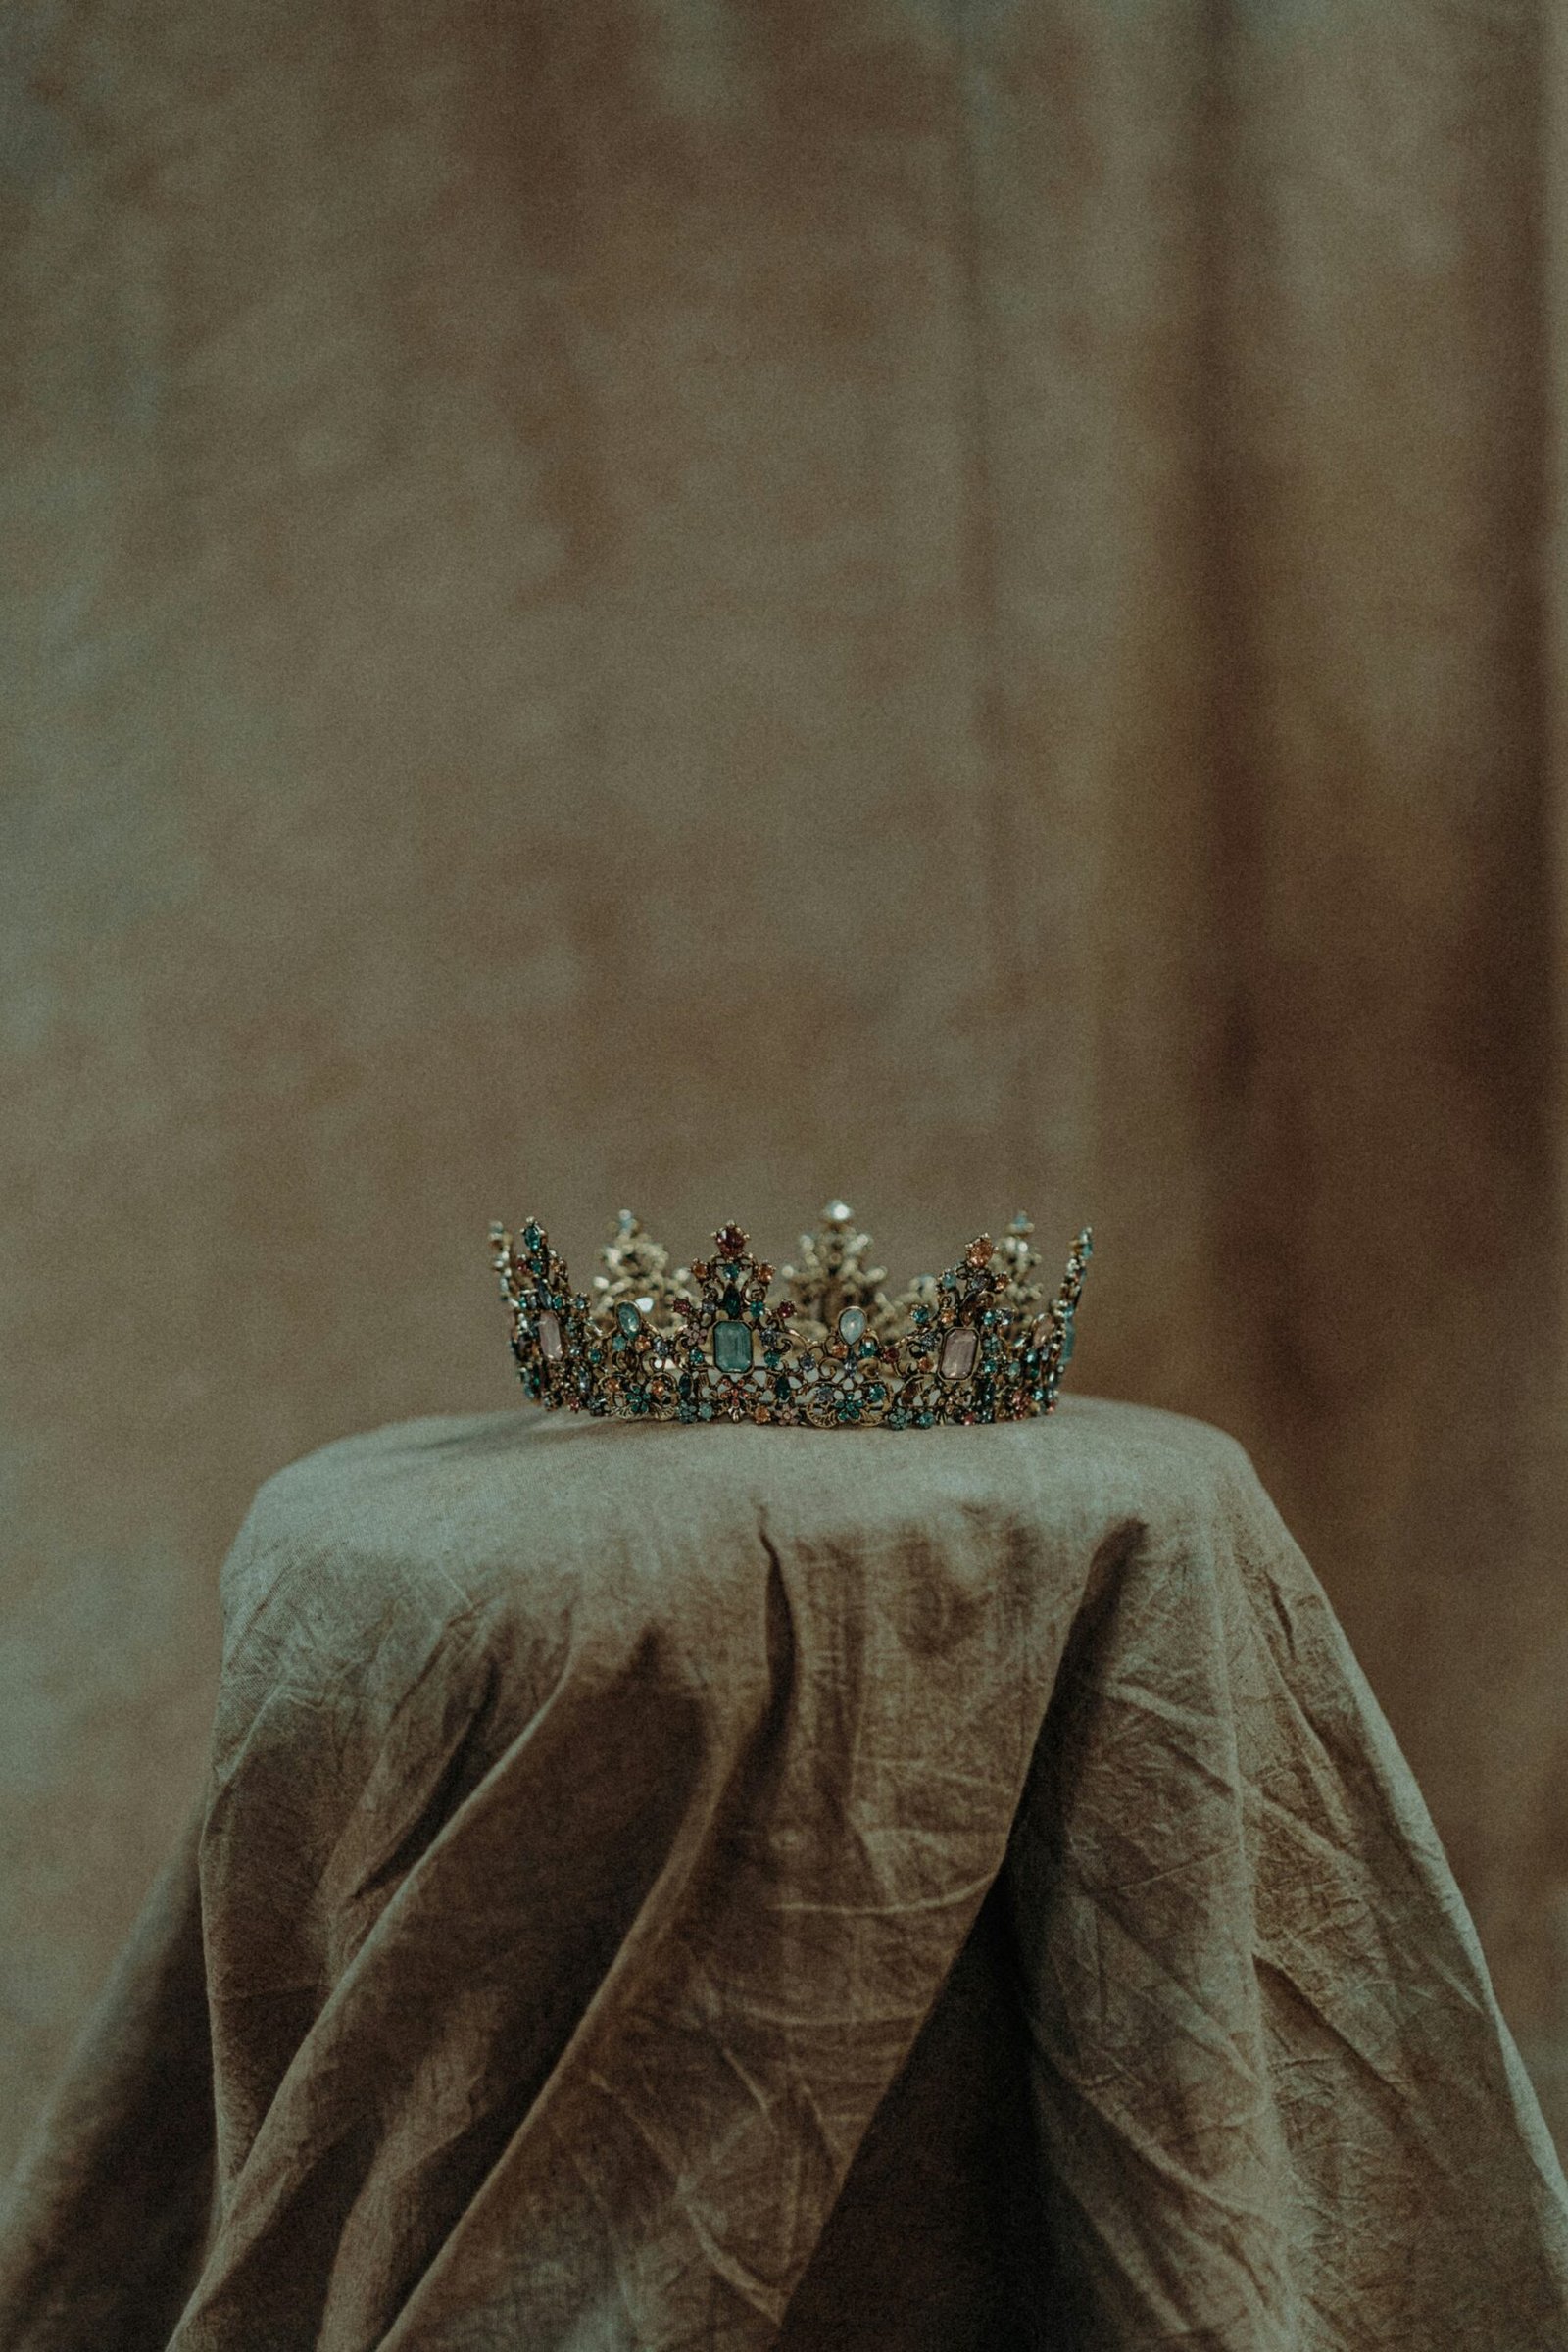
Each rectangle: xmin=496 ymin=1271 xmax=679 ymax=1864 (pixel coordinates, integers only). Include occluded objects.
xmin=698 ymin=1403 xmax=715 ymax=1421
xmin=713 ymin=1319 xmax=753 ymax=1374
xmin=722 ymin=1285 xmax=742 ymax=1317
xmin=616 ymin=1301 xmax=642 ymax=1337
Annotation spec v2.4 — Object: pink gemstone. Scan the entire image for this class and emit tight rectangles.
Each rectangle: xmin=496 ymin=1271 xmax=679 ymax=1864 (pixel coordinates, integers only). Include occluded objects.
xmin=939 ymin=1325 xmax=978 ymax=1382
xmin=537 ymin=1309 xmax=564 ymax=1361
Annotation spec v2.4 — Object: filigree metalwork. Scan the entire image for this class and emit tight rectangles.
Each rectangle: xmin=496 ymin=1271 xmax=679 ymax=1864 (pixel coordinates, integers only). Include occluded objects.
xmin=490 ymin=1203 xmax=1092 ymax=1429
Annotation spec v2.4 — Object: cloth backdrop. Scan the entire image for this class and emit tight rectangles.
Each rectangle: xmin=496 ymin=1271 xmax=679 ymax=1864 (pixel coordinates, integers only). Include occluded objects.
xmin=2 ymin=0 xmax=1566 ymax=2177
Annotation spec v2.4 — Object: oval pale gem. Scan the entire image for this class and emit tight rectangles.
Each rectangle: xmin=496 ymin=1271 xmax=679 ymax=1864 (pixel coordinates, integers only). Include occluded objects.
xmin=537 ymin=1309 xmax=564 ymax=1361
xmin=615 ymin=1300 xmax=643 ymax=1337
xmin=712 ymin=1318 xmax=754 ymax=1374
xmin=837 ymin=1306 xmax=866 ymax=1345
xmin=938 ymin=1325 xmax=978 ymax=1383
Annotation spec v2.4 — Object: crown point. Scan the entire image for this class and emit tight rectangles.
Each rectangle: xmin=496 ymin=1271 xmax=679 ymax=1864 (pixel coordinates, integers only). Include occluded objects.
xmin=965 ymin=1234 xmax=995 ymax=1268
xmin=715 ymin=1222 xmax=748 ymax=1259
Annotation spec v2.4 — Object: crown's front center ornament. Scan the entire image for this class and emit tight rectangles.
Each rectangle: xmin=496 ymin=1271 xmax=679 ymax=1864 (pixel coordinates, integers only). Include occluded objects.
xmin=490 ymin=1202 xmax=1092 ymax=1430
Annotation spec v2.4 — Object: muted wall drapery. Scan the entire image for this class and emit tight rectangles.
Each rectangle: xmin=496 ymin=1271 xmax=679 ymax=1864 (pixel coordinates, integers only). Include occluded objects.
xmin=2 ymin=0 xmax=1565 ymax=2168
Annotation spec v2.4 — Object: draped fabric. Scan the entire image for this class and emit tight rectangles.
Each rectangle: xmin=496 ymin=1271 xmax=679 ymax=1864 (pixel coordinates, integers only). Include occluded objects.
xmin=2 ymin=0 xmax=1565 ymax=2178
xmin=1 ymin=1403 xmax=1565 ymax=2349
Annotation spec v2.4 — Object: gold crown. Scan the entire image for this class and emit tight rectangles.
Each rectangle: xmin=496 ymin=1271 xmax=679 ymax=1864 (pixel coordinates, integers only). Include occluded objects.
xmin=489 ymin=1201 xmax=1092 ymax=1429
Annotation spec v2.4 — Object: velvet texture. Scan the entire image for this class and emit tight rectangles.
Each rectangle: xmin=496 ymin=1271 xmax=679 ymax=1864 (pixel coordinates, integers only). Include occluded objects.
xmin=3 ymin=0 xmax=1565 ymax=2177
xmin=2 ymin=1403 xmax=1565 ymax=2348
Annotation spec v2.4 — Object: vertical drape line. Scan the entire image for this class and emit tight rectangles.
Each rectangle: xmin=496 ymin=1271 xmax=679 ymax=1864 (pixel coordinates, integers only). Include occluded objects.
xmin=1541 ymin=0 xmax=1568 ymax=1389
xmin=1189 ymin=0 xmax=1301 ymax=1426
xmin=946 ymin=1 xmax=1028 ymax=1210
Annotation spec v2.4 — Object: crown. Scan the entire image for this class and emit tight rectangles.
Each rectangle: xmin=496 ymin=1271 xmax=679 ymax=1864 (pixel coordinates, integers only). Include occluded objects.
xmin=489 ymin=1201 xmax=1092 ymax=1429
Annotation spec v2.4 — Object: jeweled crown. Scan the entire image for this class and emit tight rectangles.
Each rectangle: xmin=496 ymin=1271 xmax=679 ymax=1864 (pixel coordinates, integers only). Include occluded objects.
xmin=489 ymin=1201 xmax=1092 ymax=1429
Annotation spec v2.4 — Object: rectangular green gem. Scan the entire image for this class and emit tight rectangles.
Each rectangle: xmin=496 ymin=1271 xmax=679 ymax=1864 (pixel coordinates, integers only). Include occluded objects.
xmin=712 ymin=1319 xmax=753 ymax=1373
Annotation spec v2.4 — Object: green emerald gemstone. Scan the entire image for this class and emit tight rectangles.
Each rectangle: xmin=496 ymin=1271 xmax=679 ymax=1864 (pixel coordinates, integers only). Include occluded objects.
xmin=712 ymin=1319 xmax=753 ymax=1374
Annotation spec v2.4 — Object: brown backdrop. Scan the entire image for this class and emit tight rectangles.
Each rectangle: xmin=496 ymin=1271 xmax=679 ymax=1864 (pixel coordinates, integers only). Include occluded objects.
xmin=3 ymin=0 xmax=1565 ymax=2177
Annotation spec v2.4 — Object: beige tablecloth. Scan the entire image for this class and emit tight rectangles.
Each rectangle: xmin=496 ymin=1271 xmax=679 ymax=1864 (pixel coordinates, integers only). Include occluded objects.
xmin=2 ymin=1398 xmax=1565 ymax=2349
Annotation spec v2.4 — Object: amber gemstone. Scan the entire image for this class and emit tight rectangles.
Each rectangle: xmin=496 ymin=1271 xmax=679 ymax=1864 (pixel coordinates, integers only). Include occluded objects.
xmin=537 ymin=1309 xmax=564 ymax=1361
xmin=939 ymin=1325 xmax=978 ymax=1382
xmin=965 ymin=1235 xmax=995 ymax=1268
